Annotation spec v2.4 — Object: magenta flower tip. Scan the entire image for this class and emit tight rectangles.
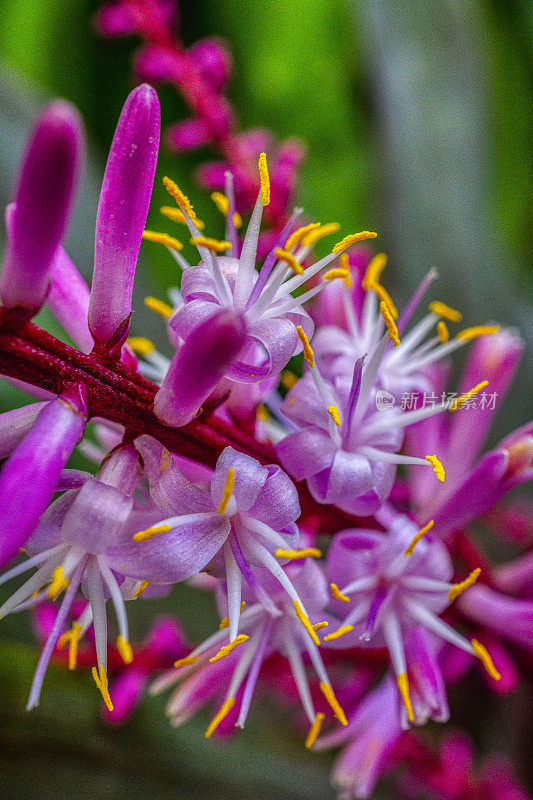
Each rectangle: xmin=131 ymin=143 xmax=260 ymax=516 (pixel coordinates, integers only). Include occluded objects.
xmin=0 ymin=100 xmax=83 ymax=316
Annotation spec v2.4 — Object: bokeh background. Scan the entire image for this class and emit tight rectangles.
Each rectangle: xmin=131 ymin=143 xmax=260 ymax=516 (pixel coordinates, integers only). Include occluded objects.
xmin=0 ymin=1 xmax=531 ymax=798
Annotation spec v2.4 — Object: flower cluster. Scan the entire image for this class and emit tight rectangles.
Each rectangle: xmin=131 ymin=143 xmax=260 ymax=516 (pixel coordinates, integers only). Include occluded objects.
xmin=0 ymin=34 xmax=531 ymax=800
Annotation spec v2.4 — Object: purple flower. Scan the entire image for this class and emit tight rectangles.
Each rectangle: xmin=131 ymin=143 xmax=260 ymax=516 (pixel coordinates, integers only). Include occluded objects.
xmin=151 ymin=560 xmax=346 ymax=744
xmin=324 ymin=513 xmax=500 ymax=723
xmin=0 ymin=101 xmax=83 ymax=317
xmin=0 ymin=386 xmax=87 ymax=567
xmin=88 ymin=84 xmax=160 ymax=352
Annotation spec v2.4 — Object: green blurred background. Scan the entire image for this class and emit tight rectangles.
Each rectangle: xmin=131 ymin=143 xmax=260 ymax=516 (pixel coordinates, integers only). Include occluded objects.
xmin=0 ymin=0 xmax=531 ymax=798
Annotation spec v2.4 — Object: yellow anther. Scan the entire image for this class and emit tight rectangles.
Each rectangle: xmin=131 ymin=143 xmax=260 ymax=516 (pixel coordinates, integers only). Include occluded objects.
xmin=133 ymin=581 xmax=151 ymax=598
xmin=323 ymin=624 xmax=354 ymax=642
xmin=163 ymin=176 xmax=196 ymax=220
xmin=126 ymin=337 xmax=155 ymax=356
xmin=330 ymin=583 xmax=350 ymax=603
xmin=305 ymin=712 xmax=325 ymax=749
xmin=275 ymin=548 xmax=322 ymax=560
xmin=437 ymin=320 xmax=449 ymax=344
xmin=160 ymin=448 xmax=173 ymax=471
xmin=257 ymin=404 xmax=269 ymax=421
xmin=117 ymin=635 xmax=133 ymax=665
xmin=92 ymin=664 xmax=113 ymax=711
xmin=285 ymin=222 xmax=322 ymax=252
xmin=380 ymin=301 xmax=401 ymax=347
xmin=323 ymin=267 xmax=352 ymax=288
xmin=293 ymin=601 xmax=321 ymax=646
xmin=449 ymin=380 xmax=489 ymax=411
xmin=190 ymin=236 xmax=232 ymax=253
xmin=396 ymin=672 xmax=414 ymax=722
xmin=372 ymin=283 xmax=398 ymax=320
xmin=327 ymin=404 xmax=341 ymax=426
xmin=362 ymin=252 xmax=387 ymax=290
xmin=209 ymin=634 xmax=249 ymax=664
xmin=47 ymin=566 xmax=69 ymax=600
xmin=456 ymin=325 xmax=500 ymax=341
xmin=142 ymin=229 xmax=183 ymax=250
xmin=219 ymin=601 xmax=246 ymax=628
xmin=429 ymin=301 xmax=462 ymax=323
xmin=449 ymin=568 xmax=481 ymax=602
xmin=258 ymin=152 xmax=270 ymax=205
xmin=205 ymin=697 xmax=236 ymax=738
xmin=280 ymin=369 xmax=298 ymax=390
xmin=471 ymin=638 xmax=501 ymax=681
xmin=301 ymin=222 xmax=340 ymax=247
xmin=332 ymin=231 xmax=377 ymax=254
xmin=58 ymin=622 xmax=82 ymax=670
xmin=217 ymin=467 xmax=235 ymax=514
xmin=160 ymin=205 xmax=205 ymax=229
xmin=312 ymin=621 xmax=329 ymax=631
xmin=404 ymin=520 xmax=435 ymax=557
xmin=210 ymin=192 xmax=242 ymax=227
xmin=133 ymin=524 xmax=172 ymax=542
xmin=274 ymin=247 xmax=304 ymax=275
xmin=174 ymin=655 xmax=197 ymax=668
xmin=296 ymin=325 xmax=315 ymax=368
xmin=319 ymin=682 xmax=348 ymax=725
xmin=144 ymin=296 xmax=173 ymax=319
xmin=426 ymin=455 xmax=445 ymax=482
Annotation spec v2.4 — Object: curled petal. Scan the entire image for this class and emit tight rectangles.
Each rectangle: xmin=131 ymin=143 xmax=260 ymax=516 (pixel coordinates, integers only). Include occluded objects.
xmin=276 ymin=429 xmax=336 ymax=481
xmin=48 ymin=247 xmax=93 ymax=352
xmin=211 ymin=447 xmax=269 ymax=512
xmin=88 ymin=84 xmax=160 ymax=348
xmin=248 ymin=465 xmax=300 ymax=530
xmin=1 ymin=102 xmax=82 ymax=314
xmin=0 ymin=403 xmax=47 ymax=459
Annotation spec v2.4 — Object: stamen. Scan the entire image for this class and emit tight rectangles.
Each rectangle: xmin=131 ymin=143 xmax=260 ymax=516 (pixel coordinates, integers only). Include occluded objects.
xmin=449 ymin=380 xmax=489 ymax=411
xmin=293 ymin=600 xmax=321 ymax=646
xmin=174 ymin=655 xmax=197 ymax=667
xmin=209 ymin=634 xmax=249 ymax=663
xmin=471 ymin=638 xmax=501 ymax=681
xmin=456 ymin=325 xmax=499 ymax=341
xmin=274 ymin=548 xmax=322 ymax=560
xmin=133 ymin=524 xmax=172 ymax=542
xmin=116 ymin=635 xmax=133 ymax=665
xmin=160 ymin=205 xmax=205 ymax=229
xmin=258 ymin=152 xmax=270 ymax=206
xmin=429 ymin=301 xmax=462 ymax=322
xmin=133 ymin=581 xmax=151 ymax=598
xmin=380 ymin=301 xmax=401 ymax=346
xmin=362 ymin=252 xmax=387 ymax=289
xmin=162 ymin=176 xmax=196 ymax=220
xmin=372 ymin=283 xmax=398 ymax=319
xmin=305 ymin=712 xmax=325 ymax=749
xmin=301 ymin=222 xmax=340 ymax=247
xmin=437 ymin=320 xmax=449 ymax=343
xmin=144 ymin=296 xmax=173 ymax=319
xmin=217 ymin=467 xmax=235 ymax=514
xmin=404 ymin=520 xmax=435 ymax=557
xmin=319 ymin=682 xmax=348 ymax=725
xmin=190 ymin=236 xmax=232 ymax=253
xmin=47 ymin=566 xmax=69 ymax=600
xmin=219 ymin=601 xmax=246 ymax=629
xmin=57 ymin=621 xmax=82 ymax=670
xmin=449 ymin=568 xmax=481 ymax=602
xmin=332 ymin=231 xmax=377 ymax=254
xmin=425 ymin=455 xmax=445 ymax=482
xmin=280 ymin=370 xmax=298 ymax=389
xmin=92 ymin=664 xmax=113 ymax=711
xmin=285 ymin=222 xmax=321 ymax=251
xmin=274 ymin=247 xmax=304 ymax=275
xmin=296 ymin=325 xmax=315 ymax=367
xmin=312 ymin=621 xmax=329 ymax=631
xmin=330 ymin=583 xmax=350 ymax=602
xmin=396 ymin=672 xmax=414 ymax=722
xmin=126 ymin=337 xmax=155 ymax=355
xmin=142 ymin=230 xmax=183 ymax=250
xmin=323 ymin=624 xmax=354 ymax=642
xmin=323 ymin=266 xmax=352 ymax=288
xmin=326 ymin=404 xmax=341 ymax=426
xmin=210 ymin=192 xmax=242 ymax=227
xmin=205 ymin=697 xmax=236 ymax=738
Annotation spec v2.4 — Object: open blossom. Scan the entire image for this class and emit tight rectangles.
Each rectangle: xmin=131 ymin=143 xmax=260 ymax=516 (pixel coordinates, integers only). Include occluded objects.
xmin=151 ymin=560 xmax=346 ymax=745
xmin=324 ymin=512 xmax=501 ymax=724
